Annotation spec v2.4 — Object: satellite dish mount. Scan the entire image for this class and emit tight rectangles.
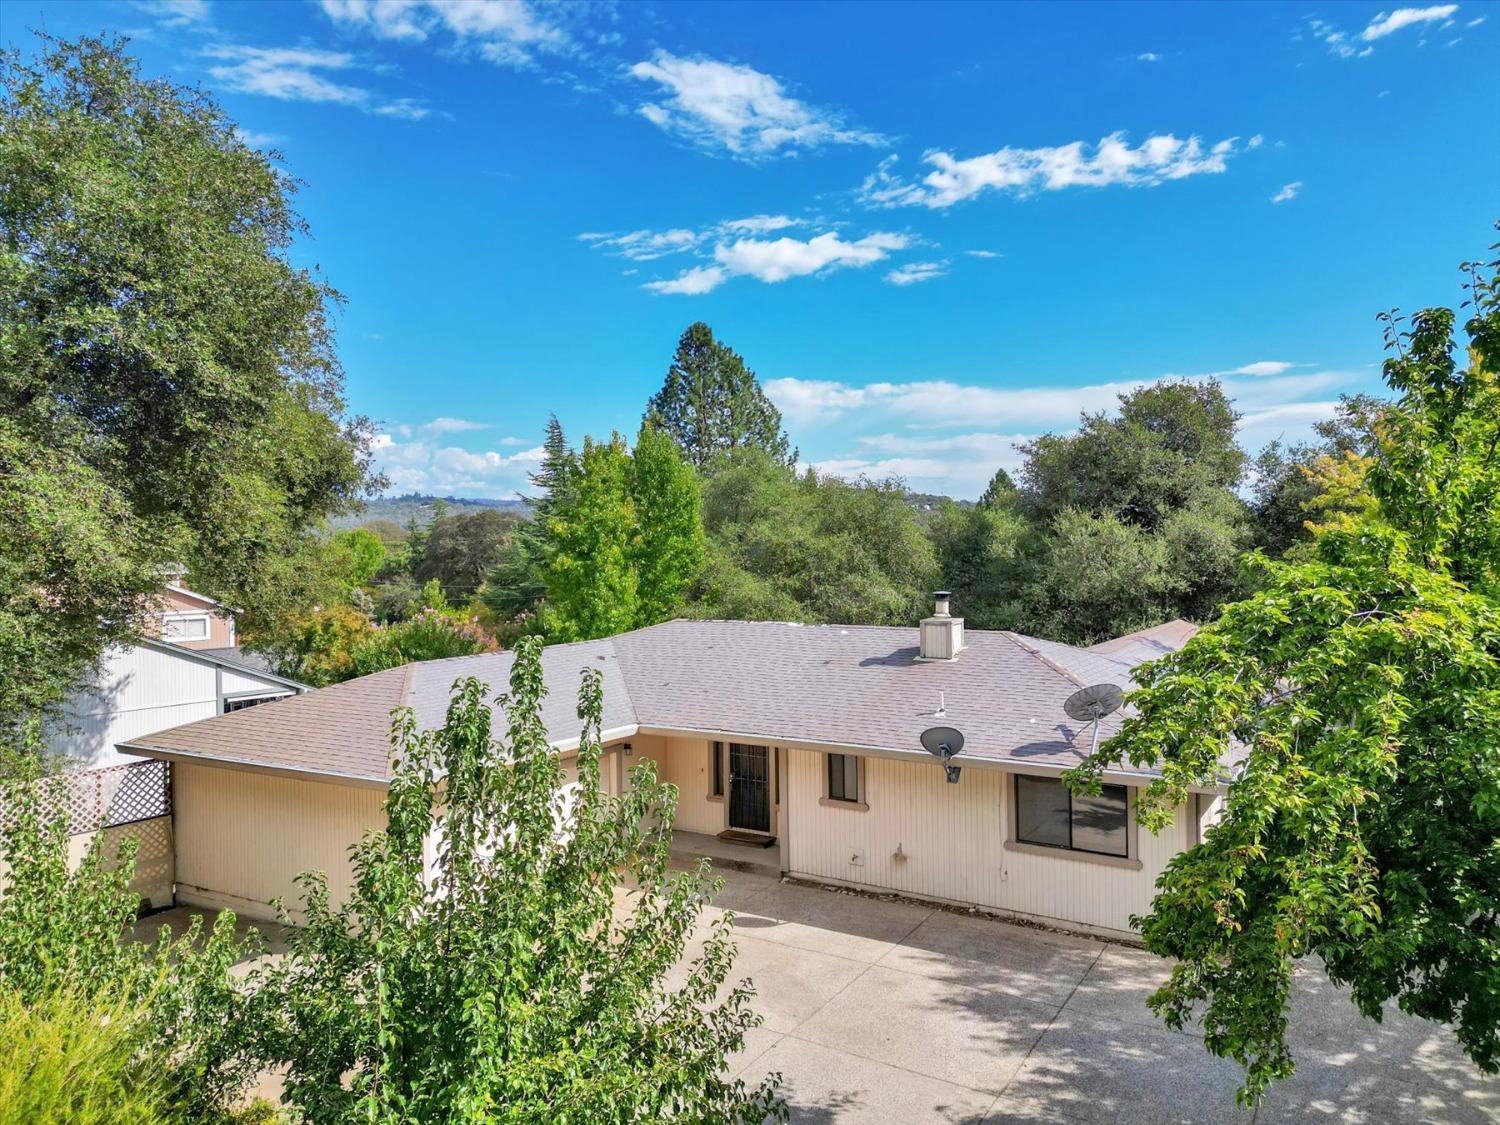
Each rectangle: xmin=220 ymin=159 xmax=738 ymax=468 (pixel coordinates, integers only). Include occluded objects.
xmin=1063 ymin=683 xmax=1125 ymax=756
xmin=920 ymin=726 xmax=966 ymax=784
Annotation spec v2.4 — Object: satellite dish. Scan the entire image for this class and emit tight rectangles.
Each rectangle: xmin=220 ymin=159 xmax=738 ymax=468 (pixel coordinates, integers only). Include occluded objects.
xmin=1063 ymin=683 xmax=1124 ymax=756
xmin=1063 ymin=683 xmax=1123 ymax=723
xmin=920 ymin=726 xmax=965 ymax=784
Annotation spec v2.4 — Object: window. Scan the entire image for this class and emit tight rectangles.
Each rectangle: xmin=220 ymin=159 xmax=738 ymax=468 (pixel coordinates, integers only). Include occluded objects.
xmin=710 ymin=741 xmax=724 ymax=797
xmin=1014 ymin=775 xmax=1129 ymax=857
xmin=826 ymin=753 xmax=860 ymax=803
xmin=162 ymin=614 xmax=209 ymax=641
xmin=223 ymin=695 xmax=279 ymax=714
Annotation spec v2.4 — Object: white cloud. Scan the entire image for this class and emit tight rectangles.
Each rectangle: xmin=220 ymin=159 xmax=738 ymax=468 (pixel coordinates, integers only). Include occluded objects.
xmin=1136 ymin=52 xmax=1162 ymax=62
xmin=579 ymin=228 xmax=704 ymax=261
xmin=132 ymin=0 xmax=212 ymax=28
xmin=234 ymin=128 xmax=284 ymax=147
xmin=765 ymin=368 xmax=1354 ymax=431
xmin=1307 ymin=17 xmax=1376 ymax=57
xmin=965 ymin=249 xmax=1004 ymax=259
xmin=717 ymin=231 xmax=908 ymax=283
xmin=777 ymin=367 xmax=1364 ymax=498
xmin=644 ymin=265 xmax=728 ymax=296
xmin=1467 ymin=15 xmax=1487 ymax=27
xmin=423 ymin=417 xmax=492 ymax=434
xmin=320 ymin=0 xmax=568 ymax=66
xmin=579 ymin=215 xmax=803 ymax=263
xmin=721 ymin=214 xmax=800 ymax=234
xmin=885 ymin=260 xmax=948 ymax=286
xmin=1362 ymin=5 xmax=1459 ymax=40
xmin=204 ymin=45 xmax=429 ymax=118
xmin=1271 ymin=181 xmax=1302 ymax=204
xmin=1221 ymin=360 xmax=1299 ymax=376
xmin=1247 ymin=134 xmax=1265 ymax=149
xmin=372 ymin=433 xmax=544 ymax=496
xmin=860 ymin=132 xmax=1246 ymax=209
xmin=638 ymin=229 xmax=910 ymax=294
xmin=628 ymin=51 xmax=885 ymax=160
xmin=813 ymin=431 xmax=1035 ymax=497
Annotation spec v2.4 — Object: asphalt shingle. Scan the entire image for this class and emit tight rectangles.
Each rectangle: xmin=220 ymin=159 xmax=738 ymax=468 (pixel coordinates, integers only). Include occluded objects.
xmin=122 ymin=619 xmax=1192 ymax=783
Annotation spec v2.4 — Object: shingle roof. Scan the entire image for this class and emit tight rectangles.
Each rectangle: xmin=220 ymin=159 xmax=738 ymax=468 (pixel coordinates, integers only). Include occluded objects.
xmin=121 ymin=618 xmax=1195 ymax=784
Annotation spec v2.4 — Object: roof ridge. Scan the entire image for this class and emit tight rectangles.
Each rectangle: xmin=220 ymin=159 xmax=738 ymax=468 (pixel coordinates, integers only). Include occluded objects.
xmin=1000 ymin=631 xmax=1087 ymax=688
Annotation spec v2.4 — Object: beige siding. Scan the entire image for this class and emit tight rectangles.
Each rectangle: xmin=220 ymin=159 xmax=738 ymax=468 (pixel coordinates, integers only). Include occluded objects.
xmin=173 ymin=763 xmax=385 ymax=923
xmin=66 ymin=820 xmax=175 ymax=909
xmin=784 ymin=748 xmax=1189 ymax=937
xmin=649 ymin=735 xmax=726 ymax=835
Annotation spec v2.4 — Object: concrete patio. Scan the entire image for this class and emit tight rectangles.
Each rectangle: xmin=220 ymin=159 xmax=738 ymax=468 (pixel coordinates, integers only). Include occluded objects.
xmin=139 ymin=866 xmax=1497 ymax=1123
xmin=672 ymin=867 xmax=1497 ymax=1124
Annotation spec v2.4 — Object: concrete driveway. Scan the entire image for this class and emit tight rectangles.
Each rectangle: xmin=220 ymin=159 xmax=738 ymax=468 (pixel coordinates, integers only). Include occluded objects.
xmin=682 ymin=868 xmax=1497 ymax=1124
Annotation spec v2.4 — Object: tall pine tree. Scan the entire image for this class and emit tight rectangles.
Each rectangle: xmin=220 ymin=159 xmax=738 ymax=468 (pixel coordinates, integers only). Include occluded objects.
xmin=645 ymin=322 xmax=794 ymax=469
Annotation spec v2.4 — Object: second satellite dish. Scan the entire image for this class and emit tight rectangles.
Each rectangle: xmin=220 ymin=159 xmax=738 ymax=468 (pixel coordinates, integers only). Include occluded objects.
xmin=1062 ymin=683 xmax=1124 ymax=755
xmin=920 ymin=725 xmax=965 ymax=784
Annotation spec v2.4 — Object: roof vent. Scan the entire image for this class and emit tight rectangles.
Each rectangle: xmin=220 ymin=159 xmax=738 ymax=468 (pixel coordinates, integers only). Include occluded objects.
xmin=918 ymin=590 xmax=964 ymax=661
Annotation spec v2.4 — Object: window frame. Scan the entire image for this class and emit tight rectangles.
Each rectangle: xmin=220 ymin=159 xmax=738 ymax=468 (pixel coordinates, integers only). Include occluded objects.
xmin=820 ymin=752 xmax=867 ymax=810
xmin=1012 ymin=774 xmax=1132 ymax=859
xmin=709 ymin=740 xmax=725 ymax=800
xmin=161 ymin=612 xmax=211 ymax=641
xmin=222 ymin=693 xmax=284 ymax=714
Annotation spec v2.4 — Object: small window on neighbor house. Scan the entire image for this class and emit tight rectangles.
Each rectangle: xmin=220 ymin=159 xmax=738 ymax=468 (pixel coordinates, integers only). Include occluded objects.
xmin=711 ymin=741 xmax=724 ymax=797
xmin=223 ymin=695 xmax=278 ymax=714
xmin=1015 ymin=775 xmax=1129 ymax=857
xmin=826 ymin=753 xmax=860 ymax=803
xmin=162 ymin=614 xmax=209 ymax=641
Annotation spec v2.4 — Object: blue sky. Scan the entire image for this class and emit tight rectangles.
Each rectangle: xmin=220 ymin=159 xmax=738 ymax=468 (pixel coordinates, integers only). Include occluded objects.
xmin=7 ymin=0 xmax=1499 ymax=498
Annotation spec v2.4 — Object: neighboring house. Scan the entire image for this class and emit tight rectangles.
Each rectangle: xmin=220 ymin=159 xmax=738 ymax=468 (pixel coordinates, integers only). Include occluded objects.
xmin=42 ymin=578 xmax=307 ymax=909
xmin=118 ymin=595 xmax=1219 ymax=939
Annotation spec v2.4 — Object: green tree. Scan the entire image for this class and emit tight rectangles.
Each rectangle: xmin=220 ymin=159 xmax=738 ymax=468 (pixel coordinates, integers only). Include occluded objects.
xmin=544 ymin=435 xmax=639 ymax=640
xmin=976 ymin=467 xmax=1017 ymax=511
xmin=645 ymin=322 xmax=794 ymax=469
xmin=328 ymin=528 xmax=387 ymax=589
xmin=414 ymin=508 xmax=519 ymax=602
xmin=1019 ymin=379 xmax=1245 ymax=530
xmin=0 ymin=35 xmax=376 ymax=729
xmin=253 ymin=637 xmax=784 ymax=1122
xmin=483 ymin=417 xmax=572 ymax=624
xmin=926 ymin=501 xmax=1030 ymax=630
xmin=1250 ymin=394 xmax=1387 ymax=556
xmin=0 ymin=745 xmax=258 ymax=1118
xmin=1068 ymin=250 xmax=1500 ymax=1102
xmin=630 ymin=424 xmax=704 ymax=626
xmin=693 ymin=452 xmax=937 ymax=625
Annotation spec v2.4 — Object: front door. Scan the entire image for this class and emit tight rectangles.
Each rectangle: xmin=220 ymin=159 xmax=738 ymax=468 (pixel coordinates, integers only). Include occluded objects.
xmin=728 ymin=743 xmax=771 ymax=833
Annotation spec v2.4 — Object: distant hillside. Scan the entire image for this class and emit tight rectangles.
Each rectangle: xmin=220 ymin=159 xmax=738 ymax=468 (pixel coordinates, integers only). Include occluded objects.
xmin=328 ymin=493 xmax=529 ymax=532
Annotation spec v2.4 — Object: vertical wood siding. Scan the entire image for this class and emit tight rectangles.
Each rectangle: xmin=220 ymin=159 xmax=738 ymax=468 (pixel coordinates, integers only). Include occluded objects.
xmin=784 ymin=749 xmax=1188 ymax=936
xmin=647 ymin=735 xmax=726 ymax=835
xmin=173 ymin=764 xmax=386 ymax=923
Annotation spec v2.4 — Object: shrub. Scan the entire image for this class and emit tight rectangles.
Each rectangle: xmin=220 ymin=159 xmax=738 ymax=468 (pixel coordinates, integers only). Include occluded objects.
xmin=0 ymin=986 xmax=180 ymax=1125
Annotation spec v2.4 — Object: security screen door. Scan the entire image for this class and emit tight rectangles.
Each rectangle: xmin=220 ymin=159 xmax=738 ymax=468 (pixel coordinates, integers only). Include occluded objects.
xmin=728 ymin=743 xmax=771 ymax=833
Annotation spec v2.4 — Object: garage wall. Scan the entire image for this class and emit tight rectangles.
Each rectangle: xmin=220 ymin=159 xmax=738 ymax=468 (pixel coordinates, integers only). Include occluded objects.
xmin=173 ymin=763 xmax=386 ymax=923
xmin=783 ymin=748 xmax=1190 ymax=937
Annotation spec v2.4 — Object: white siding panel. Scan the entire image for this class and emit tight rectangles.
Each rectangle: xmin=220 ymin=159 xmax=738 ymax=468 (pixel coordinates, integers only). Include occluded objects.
xmin=173 ymin=763 xmax=385 ymax=923
xmin=785 ymin=749 xmax=1188 ymax=937
xmin=220 ymin=667 xmax=289 ymax=696
xmin=49 ymin=701 xmax=219 ymax=770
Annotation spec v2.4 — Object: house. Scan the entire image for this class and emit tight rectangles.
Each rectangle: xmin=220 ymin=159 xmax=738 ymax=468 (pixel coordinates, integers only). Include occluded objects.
xmin=47 ymin=574 xmax=307 ymax=773
xmin=42 ymin=575 xmax=306 ymax=909
xmin=117 ymin=595 xmax=1221 ymax=939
